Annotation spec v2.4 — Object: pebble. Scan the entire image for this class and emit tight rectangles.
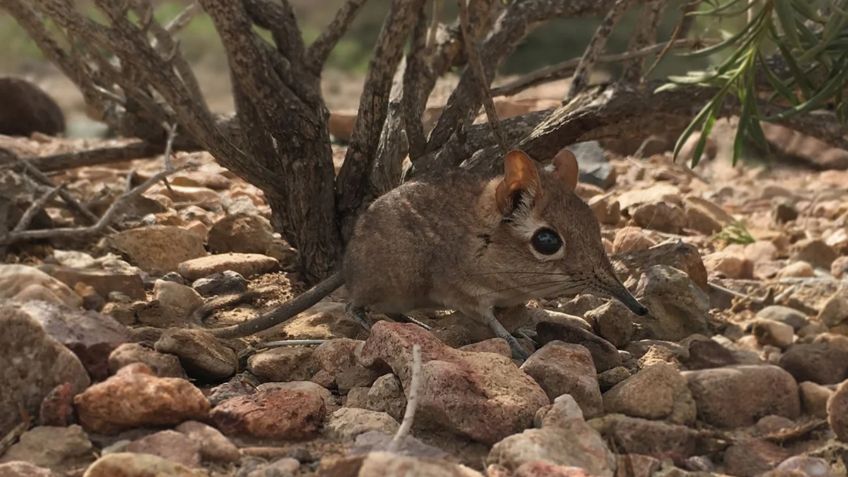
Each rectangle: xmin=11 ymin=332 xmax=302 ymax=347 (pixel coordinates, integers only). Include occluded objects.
xmin=0 ymin=461 xmax=58 ymax=477
xmin=326 ymin=451 xmax=483 ymax=477
xmin=778 ymin=336 xmax=848 ymax=384
xmin=175 ymin=420 xmax=240 ymax=463
xmin=154 ymin=328 xmax=237 ymax=381
xmin=831 ymin=256 xmax=848 ymax=278
xmin=756 ymin=306 xmax=809 ymax=331
xmin=125 ymin=430 xmax=201 ymax=469
xmin=191 ymin=270 xmax=248 ymax=296
xmin=750 ymin=318 xmax=795 ymax=349
xmin=723 ymin=439 xmax=791 ymax=477
xmin=799 ymin=381 xmax=834 ymax=418
xmin=0 ymin=425 xmax=93 ymax=473
xmin=817 ymin=291 xmax=848 ymax=327
xmin=590 ymin=414 xmax=707 ymax=458
xmin=365 ymin=374 xmax=406 ymax=421
xmin=521 ymin=341 xmax=603 ymax=418
xmin=108 ymin=342 xmax=187 ymax=378
xmin=314 ymin=338 xmax=381 ymax=392
xmin=83 ymin=452 xmax=205 ymax=477
xmin=106 ymin=225 xmax=206 ymax=275
xmin=828 ymin=380 xmax=848 ymax=441
xmin=40 ymin=264 xmax=146 ymax=301
xmin=177 ymin=253 xmax=279 ymax=280
xmin=326 ymin=407 xmax=399 ymax=439
xmin=597 ymin=366 xmax=631 ymax=391
xmin=73 ymin=363 xmax=210 ymax=434
xmin=247 ymin=346 xmax=318 ymax=383
xmin=683 ymin=365 xmax=800 ymax=428
xmin=584 ymin=301 xmax=634 ymax=347
xmin=0 ymin=264 xmax=82 ymax=308
xmin=210 ymin=387 xmax=326 ymax=439
xmin=777 ymin=261 xmax=815 ymax=278
xmin=535 ymin=321 xmax=622 ymax=372
xmin=634 ymin=265 xmax=710 ymax=341
xmin=151 ymin=280 xmax=204 ymax=325
xmin=207 ymin=213 xmax=275 ymax=255
xmin=602 ymin=362 xmax=696 ymax=424
xmin=612 ymin=226 xmax=655 ymax=254
xmin=792 ymin=238 xmax=838 ymax=270
xmin=631 ymin=201 xmax=686 ymax=234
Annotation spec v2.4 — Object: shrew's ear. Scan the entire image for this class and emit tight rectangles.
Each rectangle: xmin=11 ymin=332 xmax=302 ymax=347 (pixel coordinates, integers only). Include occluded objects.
xmin=552 ymin=148 xmax=579 ymax=192
xmin=495 ymin=149 xmax=541 ymax=215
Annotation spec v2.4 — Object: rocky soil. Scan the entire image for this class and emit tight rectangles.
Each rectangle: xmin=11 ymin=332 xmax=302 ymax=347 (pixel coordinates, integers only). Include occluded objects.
xmin=1 ymin=120 xmax=848 ymax=477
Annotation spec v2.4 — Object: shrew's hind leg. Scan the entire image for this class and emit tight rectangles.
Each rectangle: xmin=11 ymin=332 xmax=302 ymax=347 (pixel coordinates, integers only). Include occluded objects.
xmin=346 ymin=304 xmax=371 ymax=331
xmin=480 ymin=310 xmax=530 ymax=360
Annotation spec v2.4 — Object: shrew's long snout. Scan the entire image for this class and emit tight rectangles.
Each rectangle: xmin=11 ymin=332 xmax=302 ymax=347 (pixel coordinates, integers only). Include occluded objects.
xmin=592 ymin=268 xmax=649 ymax=316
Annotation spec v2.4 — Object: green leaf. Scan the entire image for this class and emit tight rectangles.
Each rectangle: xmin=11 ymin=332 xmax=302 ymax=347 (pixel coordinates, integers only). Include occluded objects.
xmin=774 ymin=0 xmax=802 ymax=51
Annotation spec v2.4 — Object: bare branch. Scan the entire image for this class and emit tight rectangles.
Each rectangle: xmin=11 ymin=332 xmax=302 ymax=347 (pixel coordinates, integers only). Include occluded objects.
xmin=620 ymin=0 xmax=665 ymax=83
xmin=3 ymin=141 xmax=164 ymax=173
xmin=389 ymin=344 xmax=422 ymax=451
xmin=165 ymin=1 xmax=199 ymax=34
xmin=12 ymin=185 xmax=63 ymax=233
xmin=644 ymin=0 xmax=702 ymax=77
xmin=458 ymin=0 xmax=508 ymax=153
xmin=306 ymin=0 xmax=368 ymax=69
xmin=566 ymin=0 xmax=632 ymax=101
xmin=244 ymin=0 xmax=307 ymax=64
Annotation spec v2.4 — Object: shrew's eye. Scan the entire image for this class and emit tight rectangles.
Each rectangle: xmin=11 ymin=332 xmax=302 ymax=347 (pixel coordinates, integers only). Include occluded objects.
xmin=531 ymin=228 xmax=562 ymax=255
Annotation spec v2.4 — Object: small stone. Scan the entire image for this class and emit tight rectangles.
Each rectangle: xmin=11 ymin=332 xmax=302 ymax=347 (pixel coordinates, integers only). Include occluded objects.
xmin=177 ymin=253 xmax=278 ymax=280
xmin=246 ymin=457 xmax=300 ymax=477
xmin=125 ymin=430 xmax=201 ymax=469
xmin=817 ymin=291 xmax=848 ymax=328
xmin=191 ymin=270 xmax=247 ymax=296
xmin=704 ymin=251 xmax=753 ymax=279
xmin=211 ymin=387 xmax=326 ymax=439
xmin=248 ymin=346 xmax=318 ymax=382
xmin=589 ymin=414 xmax=706 ymax=458
xmin=684 ymin=338 xmax=737 ymax=370
xmin=314 ymin=338 xmax=381 ymax=392
xmin=631 ymin=201 xmax=686 ymax=234
xmin=614 ymin=241 xmax=709 ymax=291
xmin=612 ymin=227 xmax=655 ymax=254
xmin=39 ymin=383 xmax=75 ymax=426
xmin=832 ymin=256 xmax=848 ymax=278
xmin=828 ymin=380 xmax=848 ymax=441
xmin=207 ymin=373 xmax=258 ymax=406
xmin=83 ymin=452 xmax=205 ymax=477
xmin=683 ymin=365 xmax=800 ymax=428
xmin=799 ymin=381 xmax=833 ymax=418
xmin=724 ymin=439 xmax=791 ymax=477
xmin=366 ymin=374 xmax=406 ymax=421
xmin=521 ymin=342 xmax=603 ymax=418
xmin=106 ymin=225 xmax=206 ymax=275
xmin=634 ymin=265 xmax=710 ymax=341
xmin=779 ymin=337 xmax=848 ymax=384
xmin=535 ymin=321 xmax=622 ymax=372
xmin=460 ymin=338 xmax=512 ymax=357
xmin=155 ymin=328 xmax=237 ymax=381
xmin=175 ymin=420 xmax=240 ymax=463
xmin=773 ymin=200 xmax=799 ymax=224
xmin=0 ymin=264 xmax=82 ymax=308
xmin=792 ymin=239 xmax=838 ymax=269
xmin=0 ymin=425 xmax=93 ymax=472
xmin=773 ymin=456 xmax=834 ymax=477
xmin=751 ymin=319 xmax=795 ymax=349
xmin=597 ymin=367 xmax=631 ymax=391
xmin=778 ymin=261 xmax=815 ymax=278
xmin=207 ymin=213 xmax=275 ymax=255
xmin=256 ymin=380 xmax=334 ymax=407
xmin=74 ymin=363 xmax=210 ymax=434
xmin=108 ymin=343 xmax=186 ymax=378
xmin=325 ymin=452 xmax=483 ymax=477
xmin=0 ymin=77 xmax=64 ymax=136
xmin=756 ymin=306 xmax=809 ymax=331
xmin=41 ymin=265 xmax=145 ymax=301
xmin=585 ymin=301 xmax=634 ymax=348
xmin=603 ymin=363 xmax=696 ymax=424
xmin=0 ymin=462 xmax=58 ymax=477
xmin=617 ymin=184 xmax=680 ymax=211
xmin=588 ymin=195 xmax=621 ymax=225
xmin=684 ymin=197 xmax=731 ymax=235
xmin=151 ymin=280 xmax=203 ymax=325
xmin=327 ymin=407 xmax=399 ymax=439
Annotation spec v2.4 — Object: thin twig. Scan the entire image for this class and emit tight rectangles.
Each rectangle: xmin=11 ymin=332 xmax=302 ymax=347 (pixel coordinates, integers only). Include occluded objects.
xmin=306 ymin=0 xmax=369 ymax=69
xmin=0 ymin=165 xmax=189 ymax=245
xmin=457 ymin=0 xmax=507 ymax=153
xmin=620 ymin=0 xmax=665 ymax=83
xmin=15 ymin=159 xmax=105 ymax=228
xmin=165 ymin=1 xmax=198 ymax=34
xmin=565 ymin=0 xmax=633 ymax=101
xmin=12 ymin=185 xmax=63 ymax=233
xmin=644 ymin=0 xmax=702 ymax=78
xmin=256 ymin=339 xmax=328 ymax=348
xmin=388 ymin=344 xmax=422 ymax=451
xmin=160 ymin=122 xmax=178 ymax=193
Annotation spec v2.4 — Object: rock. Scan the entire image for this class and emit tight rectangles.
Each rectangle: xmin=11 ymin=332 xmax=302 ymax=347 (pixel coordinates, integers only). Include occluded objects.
xmin=207 ymin=372 xmax=258 ymax=406
xmin=151 ymin=280 xmax=203 ymax=325
xmin=248 ymin=346 xmax=318 ymax=382
xmin=818 ymin=291 xmax=848 ymax=328
xmin=488 ymin=395 xmax=615 ymax=477
xmin=684 ymin=338 xmax=737 ymax=370
xmin=256 ymin=380 xmax=334 ymax=407
xmin=683 ymin=365 xmax=800 ymax=428
xmin=155 ymin=328 xmax=237 ymax=381
xmin=613 ymin=241 xmax=708 ymax=291
xmin=703 ymin=250 xmax=753 ymax=279
xmin=325 ymin=451 xmax=483 ymax=477
xmin=723 ymin=439 xmax=791 ymax=477
xmin=612 ymin=227 xmax=656 ymax=254
xmin=751 ymin=319 xmax=795 ymax=349
xmin=0 ymin=264 xmax=82 ymax=307
xmin=460 ymin=338 xmax=512 ymax=357
xmin=83 ymin=452 xmax=205 ymax=477
xmin=631 ymin=201 xmax=686 ymax=234
xmin=245 ymin=457 xmax=300 ymax=477
xmin=40 ymin=265 xmax=145 ymax=301
xmin=177 ymin=253 xmax=278 ymax=280
xmin=0 ymin=303 xmax=90 ymax=437
xmin=799 ymin=381 xmax=833 ymax=418
xmin=634 ymin=265 xmax=710 ymax=341
xmin=39 ymin=383 xmax=75 ymax=426
xmin=0 ymin=425 xmax=93 ymax=472
xmin=107 ymin=225 xmax=206 ymax=275
xmin=210 ymin=387 xmax=326 ymax=439
xmin=191 ymin=271 xmax=247 ymax=296
xmin=603 ymin=363 xmax=696 ymax=424
xmin=598 ymin=367 xmax=631 ymax=391
xmin=828 ymin=380 xmax=848 ymax=441
xmin=18 ymin=300 xmax=131 ymax=380
xmin=108 ymin=343 xmax=186 ymax=378
xmin=832 ymin=256 xmax=848 ymax=278
xmin=0 ymin=77 xmax=64 ymax=136
xmin=366 ymin=374 xmax=406 ymax=421
xmin=571 ymin=141 xmax=615 ymax=189
xmin=792 ymin=239 xmax=838 ymax=270
xmin=521 ymin=342 xmax=603 ymax=418
xmin=773 ymin=200 xmax=799 ymax=223
xmin=125 ymin=430 xmax=201 ymax=469
xmin=773 ymin=456 xmax=835 ymax=477
xmin=207 ymin=213 xmax=275 ymax=254
xmin=588 ymin=195 xmax=621 ymax=225
xmin=513 ymin=462 xmax=594 ymax=477
xmin=314 ymin=338 xmax=381 ymax=392
xmin=778 ymin=261 xmax=815 ymax=278
xmin=757 ymin=306 xmax=809 ymax=331
xmin=175 ymin=421 xmax=240 ymax=463
xmin=535 ymin=321 xmax=622 ymax=372
xmin=589 ymin=414 xmax=712 ymax=459
xmin=684 ymin=197 xmax=731 ymax=235
xmin=275 ymin=301 xmax=364 ymax=340
xmin=357 ymin=322 xmax=550 ymax=444
xmin=617 ymin=184 xmax=680 ymax=211
xmin=327 ymin=407 xmax=399 ymax=439
xmin=585 ymin=301 xmax=634 ymax=347
xmin=0 ymin=462 xmax=58 ymax=477
xmin=74 ymin=363 xmax=210 ymax=434
xmin=779 ymin=338 xmax=848 ymax=384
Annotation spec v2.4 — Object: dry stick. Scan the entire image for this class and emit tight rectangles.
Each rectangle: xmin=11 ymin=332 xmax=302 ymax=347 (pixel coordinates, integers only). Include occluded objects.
xmin=643 ymin=0 xmax=702 ymax=78
xmin=15 ymin=159 xmax=103 ymax=228
xmin=457 ymin=0 xmax=508 ymax=153
xmin=620 ymin=0 xmax=665 ymax=83
xmin=4 ymin=141 xmax=164 ymax=173
xmin=565 ymin=0 xmax=633 ymax=102
xmin=491 ymin=39 xmax=697 ymax=97
xmin=12 ymin=185 xmax=63 ymax=233
xmin=0 ymin=165 xmax=188 ymax=245
xmin=389 ymin=344 xmax=422 ymax=451
xmin=306 ymin=0 xmax=369 ymax=68
xmin=164 ymin=0 xmax=198 ymax=34
xmin=160 ymin=123 xmax=178 ymax=193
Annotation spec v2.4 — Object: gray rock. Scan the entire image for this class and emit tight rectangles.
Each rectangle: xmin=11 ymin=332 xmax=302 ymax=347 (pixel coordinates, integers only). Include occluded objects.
xmin=151 ymin=279 xmax=204 ymax=326
xmin=365 ymin=374 xmax=406 ymax=421
xmin=828 ymin=380 xmax=848 ymax=442
xmin=0 ymin=461 xmax=58 ymax=477
xmin=723 ymin=439 xmax=790 ymax=477
xmin=597 ymin=366 xmax=631 ymax=391
xmin=774 ymin=456 xmax=836 ymax=477
xmin=0 ymin=303 xmax=90 ymax=437
xmin=521 ymin=342 xmax=603 ymax=418
xmin=0 ymin=425 xmax=93 ymax=472
xmin=108 ymin=342 xmax=187 ymax=378
xmin=125 ymin=430 xmax=201 ymax=469
xmin=684 ymin=365 xmax=800 ymax=428
xmin=155 ymin=328 xmax=237 ymax=381
xmin=585 ymin=301 xmax=634 ymax=347
xmin=571 ymin=141 xmax=615 ymax=189
xmin=603 ymin=362 xmax=696 ymax=424
xmin=818 ymin=291 xmax=848 ymax=327
xmin=175 ymin=420 xmax=240 ymax=463
xmin=535 ymin=321 xmax=622 ymax=372
xmin=634 ymin=265 xmax=710 ymax=341
xmin=192 ymin=270 xmax=248 ymax=296
xmin=779 ymin=336 xmax=848 ymax=384
xmin=327 ymin=407 xmax=399 ymax=439
xmin=757 ymin=306 xmax=809 ymax=331
xmin=247 ymin=346 xmax=318 ymax=383
xmin=314 ymin=338 xmax=381 ymax=392
xmin=589 ymin=414 xmax=712 ymax=459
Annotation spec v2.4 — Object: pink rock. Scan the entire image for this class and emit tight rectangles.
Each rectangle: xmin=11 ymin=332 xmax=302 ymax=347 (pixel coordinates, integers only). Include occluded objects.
xmin=210 ymin=387 xmax=326 ymax=440
xmin=125 ymin=430 xmax=201 ymax=468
